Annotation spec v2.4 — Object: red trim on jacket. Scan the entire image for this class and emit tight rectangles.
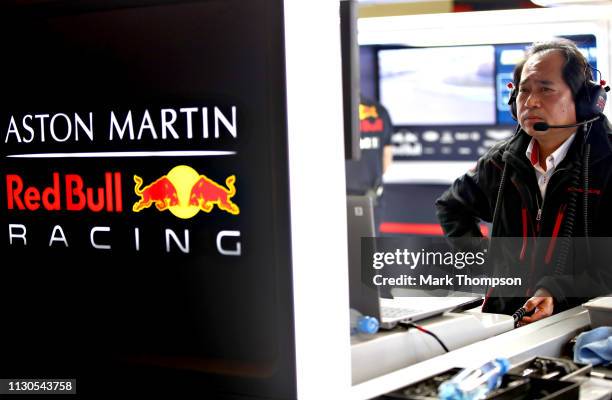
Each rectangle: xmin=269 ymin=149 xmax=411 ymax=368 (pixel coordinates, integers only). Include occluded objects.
xmin=520 ymin=208 xmax=528 ymax=261
xmin=544 ymin=204 xmax=566 ymax=265
xmin=567 ymin=187 xmax=601 ymax=195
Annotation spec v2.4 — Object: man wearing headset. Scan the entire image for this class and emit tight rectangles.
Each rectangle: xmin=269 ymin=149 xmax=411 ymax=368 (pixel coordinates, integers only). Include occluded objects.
xmin=436 ymin=38 xmax=612 ymax=325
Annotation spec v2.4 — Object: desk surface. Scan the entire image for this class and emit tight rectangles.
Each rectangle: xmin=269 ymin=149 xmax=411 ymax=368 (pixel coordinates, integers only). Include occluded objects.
xmin=350 ymin=306 xmax=592 ymax=400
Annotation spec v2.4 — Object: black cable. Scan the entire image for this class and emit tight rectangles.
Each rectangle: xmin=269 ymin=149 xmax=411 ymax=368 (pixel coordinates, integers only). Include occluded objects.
xmin=491 ymin=163 xmax=508 ymax=237
xmin=554 ymin=132 xmax=584 ymax=276
xmin=492 ymin=128 xmax=519 ymax=324
xmin=512 ymin=307 xmax=527 ymax=328
xmin=583 ymin=142 xmax=591 ymax=261
xmin=583 ymin=121 xmax=593 ymax=241
xmin=490 ymin=125 xmax=521 ymax=236
xmin=401 ymin=322 xmax=449 ymax=352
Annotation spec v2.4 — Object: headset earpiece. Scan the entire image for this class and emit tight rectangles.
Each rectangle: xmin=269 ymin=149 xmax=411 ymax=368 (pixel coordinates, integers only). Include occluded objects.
xmin=575 ymin=80 xmax=608 ymax=121
xmin=507 ymin=82 xmax=518 ymax=121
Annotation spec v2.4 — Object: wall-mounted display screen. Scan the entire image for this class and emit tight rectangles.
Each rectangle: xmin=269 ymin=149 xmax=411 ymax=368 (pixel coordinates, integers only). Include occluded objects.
xmin=374 ymin=35 xmax=598 ymax=162
xmin=378 ymin=45 xmax=496 ymax=126
xmin=377 ymin=35 xmax=597 ymax=129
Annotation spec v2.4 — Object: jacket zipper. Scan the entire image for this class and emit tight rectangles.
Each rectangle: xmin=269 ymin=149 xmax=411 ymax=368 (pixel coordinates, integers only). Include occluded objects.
xmin=535 ymin=206 xmax=542 ymax=233
xmin=510 ymin=164 xmax=568 ymax=293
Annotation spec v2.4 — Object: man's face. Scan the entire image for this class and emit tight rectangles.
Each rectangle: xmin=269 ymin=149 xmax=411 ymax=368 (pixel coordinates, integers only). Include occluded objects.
xmin=516 ymin=50 xmax=577 ymax=138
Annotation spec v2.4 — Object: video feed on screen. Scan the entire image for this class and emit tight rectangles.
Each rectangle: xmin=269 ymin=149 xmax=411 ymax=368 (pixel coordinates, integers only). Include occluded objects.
xmin=378 ymin=46 xmax=495 ymax=126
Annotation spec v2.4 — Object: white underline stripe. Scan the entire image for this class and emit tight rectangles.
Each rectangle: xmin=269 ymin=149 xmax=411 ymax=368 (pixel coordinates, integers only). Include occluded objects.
xmin=6 ymin=150 xmax=236 ymax=158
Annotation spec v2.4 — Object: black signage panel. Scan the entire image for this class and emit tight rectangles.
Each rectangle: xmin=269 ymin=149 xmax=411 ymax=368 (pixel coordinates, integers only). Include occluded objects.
xmin=0 ymin=1 xmax=295 ymax=397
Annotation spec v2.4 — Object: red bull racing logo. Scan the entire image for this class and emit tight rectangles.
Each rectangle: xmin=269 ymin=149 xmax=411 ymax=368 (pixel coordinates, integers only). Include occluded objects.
xmin=359 ymin=104 xmax=379 ymax=120
xmin=359 ymin=103 xmax=384 ymax=133
xmin=133 ymin=176 xmax=178 ymax=212
xmin=133 ymin=165 xmax=240 ymax=219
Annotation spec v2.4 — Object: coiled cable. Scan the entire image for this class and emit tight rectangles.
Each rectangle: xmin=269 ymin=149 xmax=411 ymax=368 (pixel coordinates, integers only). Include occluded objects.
xmin=512 ymin=307 xmax=527 ymax=328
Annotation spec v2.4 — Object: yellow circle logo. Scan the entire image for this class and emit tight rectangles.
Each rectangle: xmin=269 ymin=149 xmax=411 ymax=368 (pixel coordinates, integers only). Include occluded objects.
xmin=167 ymin=165 xmax=201 ymax=219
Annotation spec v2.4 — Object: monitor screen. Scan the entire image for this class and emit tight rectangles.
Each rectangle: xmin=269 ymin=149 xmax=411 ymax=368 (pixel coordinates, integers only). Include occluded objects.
xmin=378 ymin=45 xmax=496 ymax=126
xmin=374 ymin=36 xmax=598 ymax=162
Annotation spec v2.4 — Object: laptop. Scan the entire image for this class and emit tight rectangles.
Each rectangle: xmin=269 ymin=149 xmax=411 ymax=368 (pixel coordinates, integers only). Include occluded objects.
xmin=346 ymin=195 xmax=482 ymax=328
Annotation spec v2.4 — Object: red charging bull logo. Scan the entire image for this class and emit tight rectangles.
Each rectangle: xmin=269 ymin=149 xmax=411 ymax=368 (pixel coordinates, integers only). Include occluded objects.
xmin=189 ymin=175 xmax=239 ymax=214
xmin=133 ymin=165 xmax=240 ymax=219
xmin=133 ymin=176 xmax=178 ymax=212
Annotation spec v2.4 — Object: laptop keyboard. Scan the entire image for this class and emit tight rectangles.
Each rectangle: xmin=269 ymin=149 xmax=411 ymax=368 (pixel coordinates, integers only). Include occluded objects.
xmin=381 ymin=306 xmax=418 ymax=318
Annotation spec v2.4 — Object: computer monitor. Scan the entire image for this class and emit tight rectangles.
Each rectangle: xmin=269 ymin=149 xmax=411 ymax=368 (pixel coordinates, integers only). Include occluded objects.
xmin=378 ymin=45 xmax=496 ymax=126
xmin=347 ymin=195 xmax=381 ymax=318
xmin=374 ymin=35 xmax=597 ymax=129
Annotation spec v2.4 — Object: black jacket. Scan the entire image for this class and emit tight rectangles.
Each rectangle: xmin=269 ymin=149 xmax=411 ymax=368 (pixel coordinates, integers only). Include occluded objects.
xmin=436 ymin=117 xmax=612 ymax=315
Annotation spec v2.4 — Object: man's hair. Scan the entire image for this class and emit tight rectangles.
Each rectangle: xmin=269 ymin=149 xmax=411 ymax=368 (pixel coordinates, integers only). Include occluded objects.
xmin=513 ymin=38 xmax=592 ymax=100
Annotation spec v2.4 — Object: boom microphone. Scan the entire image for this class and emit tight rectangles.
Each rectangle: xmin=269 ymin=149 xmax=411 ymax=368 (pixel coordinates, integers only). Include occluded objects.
xmin=533 ymin=115 xmax=600 ymax=131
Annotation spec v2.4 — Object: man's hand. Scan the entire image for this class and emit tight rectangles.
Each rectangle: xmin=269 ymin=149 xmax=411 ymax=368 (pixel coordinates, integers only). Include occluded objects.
xmin=518 ymin=288 xmax=554 ymax=326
